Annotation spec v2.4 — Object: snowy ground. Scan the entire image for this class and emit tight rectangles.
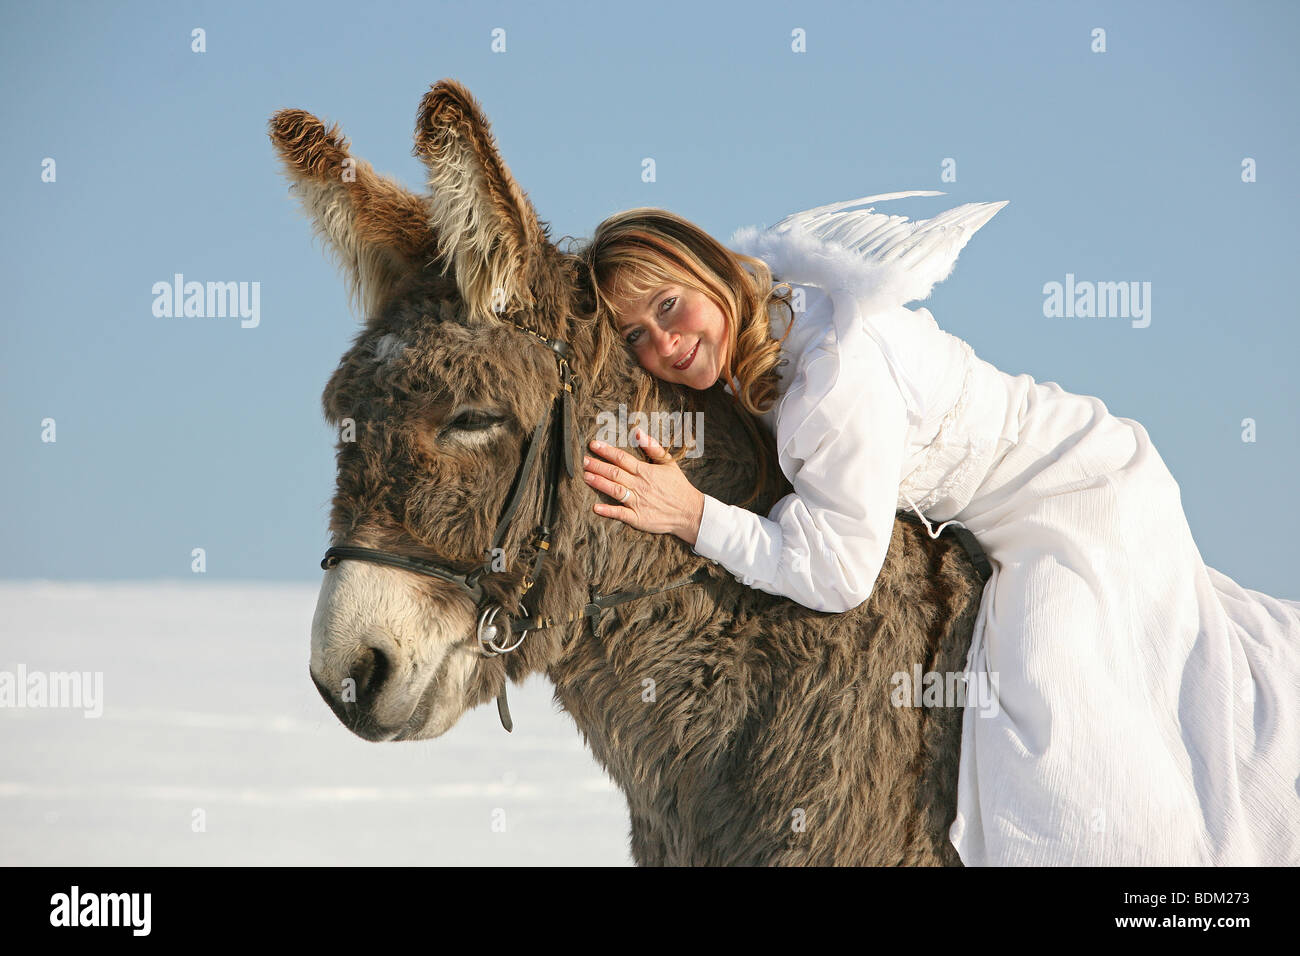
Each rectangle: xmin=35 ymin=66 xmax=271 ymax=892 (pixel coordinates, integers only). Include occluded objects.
xmin=0 ymin=581 xmax=633 ymax=866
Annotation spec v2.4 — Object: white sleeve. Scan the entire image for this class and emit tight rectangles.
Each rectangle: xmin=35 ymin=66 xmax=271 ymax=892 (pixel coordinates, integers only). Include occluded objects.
xmin=690 ymin=340 xmax=911 ymax=613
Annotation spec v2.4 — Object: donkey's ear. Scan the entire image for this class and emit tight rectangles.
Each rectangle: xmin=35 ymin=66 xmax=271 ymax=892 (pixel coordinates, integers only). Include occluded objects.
xmin=413 ymin=80 xmax=546 ymax=322
xmin=269 ymin=109 xmax=439 ymax=322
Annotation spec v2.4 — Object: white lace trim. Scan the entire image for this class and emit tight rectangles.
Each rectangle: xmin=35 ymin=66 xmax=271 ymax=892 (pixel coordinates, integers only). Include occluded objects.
xmin=896 ymin=339 xmax=992 ymax=517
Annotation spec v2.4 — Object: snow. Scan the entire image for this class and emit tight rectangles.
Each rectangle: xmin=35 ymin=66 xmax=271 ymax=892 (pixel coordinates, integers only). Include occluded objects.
xmin=0 ymin=581 xmax=633 ymax=865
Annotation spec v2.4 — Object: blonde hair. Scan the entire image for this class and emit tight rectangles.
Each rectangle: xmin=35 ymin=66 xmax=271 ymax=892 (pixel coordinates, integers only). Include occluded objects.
xmin=565 ymin=207 xmax=797 ymax=508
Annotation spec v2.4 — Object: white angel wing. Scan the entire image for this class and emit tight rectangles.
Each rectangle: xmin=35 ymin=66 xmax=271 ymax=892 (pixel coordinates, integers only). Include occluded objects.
xmin=728 ymin=190 xmax=1009 ymax=430
xmin=729 ymin=190 xmax=1008 ymax=307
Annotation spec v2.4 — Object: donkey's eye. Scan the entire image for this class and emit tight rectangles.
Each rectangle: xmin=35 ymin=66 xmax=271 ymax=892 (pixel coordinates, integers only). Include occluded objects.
xmin=444 ymin=409 xmax=505 ymax=434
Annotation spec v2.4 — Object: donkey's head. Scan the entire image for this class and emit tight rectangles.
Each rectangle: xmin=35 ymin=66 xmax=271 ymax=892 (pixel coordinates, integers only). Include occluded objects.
xmin=271 ymin=81 xmax=766 ymax=742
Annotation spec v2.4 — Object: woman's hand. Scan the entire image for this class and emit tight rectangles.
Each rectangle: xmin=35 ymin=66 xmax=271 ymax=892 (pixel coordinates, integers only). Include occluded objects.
xmin=583 ymin=428 xmax=705 ymax=546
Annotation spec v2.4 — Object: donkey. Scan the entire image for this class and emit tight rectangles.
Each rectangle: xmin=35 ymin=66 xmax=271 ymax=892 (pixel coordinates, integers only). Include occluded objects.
xmin=271 ymin=79 xmax=986 ymax=866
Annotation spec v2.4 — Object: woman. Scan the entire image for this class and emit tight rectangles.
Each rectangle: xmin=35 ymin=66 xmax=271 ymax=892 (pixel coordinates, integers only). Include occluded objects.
xmin=572 ymin=192 xmax=1300 ymax=866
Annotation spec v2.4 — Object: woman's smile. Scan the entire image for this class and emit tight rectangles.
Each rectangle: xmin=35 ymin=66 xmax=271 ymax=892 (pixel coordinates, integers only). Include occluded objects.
xmin=618 ymin=284 xmax=728 ymax=388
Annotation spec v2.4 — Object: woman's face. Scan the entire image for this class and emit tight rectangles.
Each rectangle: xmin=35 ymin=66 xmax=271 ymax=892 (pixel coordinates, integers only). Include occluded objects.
xmin=614 ymin=283 xmax=729 ymax=389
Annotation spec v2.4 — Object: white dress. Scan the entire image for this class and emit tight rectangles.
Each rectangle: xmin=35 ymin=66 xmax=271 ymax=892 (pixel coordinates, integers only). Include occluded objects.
xmin=689 ymin=194 xmax=1300 ymax=865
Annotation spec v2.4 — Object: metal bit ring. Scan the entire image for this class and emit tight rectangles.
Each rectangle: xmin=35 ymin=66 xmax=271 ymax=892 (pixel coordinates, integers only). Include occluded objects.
xmin=476 ymin=603 xmax=529 ymax=656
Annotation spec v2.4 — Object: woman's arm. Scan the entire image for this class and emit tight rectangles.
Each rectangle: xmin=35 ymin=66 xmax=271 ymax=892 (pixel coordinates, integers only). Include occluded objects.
xmin=690 ymin=339 xmax=911 ymax=613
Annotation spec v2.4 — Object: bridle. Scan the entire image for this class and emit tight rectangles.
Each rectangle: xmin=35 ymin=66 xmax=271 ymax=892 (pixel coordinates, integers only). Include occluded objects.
xmin=320 ymin=320 xmax=711 ymax=732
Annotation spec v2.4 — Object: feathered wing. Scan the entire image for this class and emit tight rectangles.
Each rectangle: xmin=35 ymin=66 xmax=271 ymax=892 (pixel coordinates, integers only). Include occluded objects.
xmin=728 ymin=190 xmax=1008 ymax=311
xmin=728 ymin=190 xmax=1010 ymax=439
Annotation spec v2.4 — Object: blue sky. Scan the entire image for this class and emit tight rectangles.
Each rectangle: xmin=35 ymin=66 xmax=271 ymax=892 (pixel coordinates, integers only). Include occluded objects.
xmin=2 ymin=0 xmax=1296 ymax=596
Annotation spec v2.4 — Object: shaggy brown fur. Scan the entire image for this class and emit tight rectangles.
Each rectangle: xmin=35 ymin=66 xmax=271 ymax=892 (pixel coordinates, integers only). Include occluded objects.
xmin=271 ymin=80 xmax=986 ymax=865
